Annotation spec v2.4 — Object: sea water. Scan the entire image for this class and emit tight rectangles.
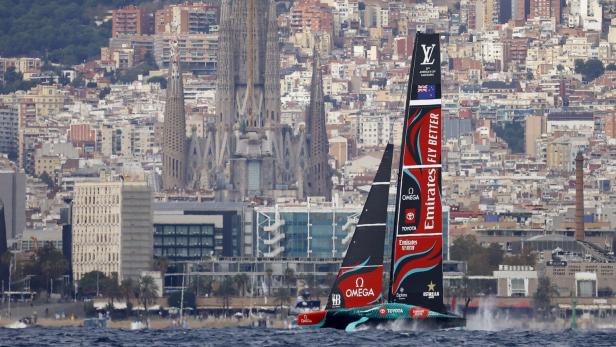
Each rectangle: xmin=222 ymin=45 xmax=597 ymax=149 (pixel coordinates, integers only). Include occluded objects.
xmin=0 ymin=326 xmax=614 ymax=346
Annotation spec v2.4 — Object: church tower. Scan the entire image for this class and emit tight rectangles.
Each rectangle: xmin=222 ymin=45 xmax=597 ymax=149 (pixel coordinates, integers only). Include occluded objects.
xmin=208 ymin=0 xmax=298 ymax=201
xmin=162 ymin=29 xmax=188 ymax=191
xmin=305 ymin=46 xmax=332 ymax=200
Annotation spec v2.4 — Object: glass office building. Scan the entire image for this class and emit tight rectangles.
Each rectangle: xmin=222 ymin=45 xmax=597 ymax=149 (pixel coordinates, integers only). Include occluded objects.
xmin=153 ymin=201 xmax=250 ymax=261
xmin=154 ymin=224 xmax=215 ymax=259
xmin=254 ymin=191 xmax=448 ymax=260
xmin=255 ymin=200 xmax=361 ymax=258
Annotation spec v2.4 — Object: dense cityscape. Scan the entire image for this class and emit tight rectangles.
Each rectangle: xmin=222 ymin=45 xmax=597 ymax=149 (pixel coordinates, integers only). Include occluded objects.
xmin=1 ymin=0 xmax=616 ymax=329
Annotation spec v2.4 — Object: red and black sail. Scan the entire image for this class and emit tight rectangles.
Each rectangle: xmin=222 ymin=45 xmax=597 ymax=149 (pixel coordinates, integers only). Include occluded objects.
xmin=389 ymin=32 xmax=446 ymax=314
xmin=326 ymin=144 xmax=393 ymax=309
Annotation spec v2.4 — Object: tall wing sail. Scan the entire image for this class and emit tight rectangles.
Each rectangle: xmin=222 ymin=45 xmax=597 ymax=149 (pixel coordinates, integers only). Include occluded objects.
xmin=388 ymin=32 xmax=446 ymax=314
xmin=326 ymin=144 xmax=393 ymax=309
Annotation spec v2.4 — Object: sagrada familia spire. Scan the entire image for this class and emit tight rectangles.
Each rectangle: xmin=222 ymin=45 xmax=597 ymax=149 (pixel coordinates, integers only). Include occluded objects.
xmin=162 ymin=27 xmax=188 ymax=191
xmin=182 ymin=0 xmax=333 ymax=202
xmin=305 ymin=46 xmax=332 ymax=200
xmin=197 ymin=0 xmax=300 ymax=201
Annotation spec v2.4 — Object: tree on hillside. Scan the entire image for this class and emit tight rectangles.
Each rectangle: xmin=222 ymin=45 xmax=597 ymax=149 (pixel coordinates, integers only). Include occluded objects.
xmin=38 ymin=172 xmax=55 ymax=189
xmin=0 ymin=1 xmax=114 ymax=64
xmin=575 ymin=59 xmax=605 ymax=83
xmin=0 ymin=67 xmax=37 ymax=94
xmin=493 ymin=121 xmax=524 ymax=154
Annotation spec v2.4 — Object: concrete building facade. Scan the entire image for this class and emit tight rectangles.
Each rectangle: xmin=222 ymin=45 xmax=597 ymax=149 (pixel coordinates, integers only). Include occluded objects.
xmin=543 ymin=261 xmax=616 ymax=297
xmin=154 ymin=3 xmax=218 ymax=34
xmin=0 ymin=169 xmax=25 ymax=240
xmin=0 ymin=105 xmax=18 ymax=160
xmin=72 ymin=179 xmax=153 ymax=283
xmin=524 ymin=115 xmax=545 ymax=157
xmin=112 ymin=5 xmax=151 ymax=37
xmin=152 ymin=201 xmax=250 ymax=259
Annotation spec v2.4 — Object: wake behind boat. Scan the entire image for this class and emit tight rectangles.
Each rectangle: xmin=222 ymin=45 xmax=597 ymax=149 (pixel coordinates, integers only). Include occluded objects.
xmin=297 ymin=32 xmax=465 ymax=331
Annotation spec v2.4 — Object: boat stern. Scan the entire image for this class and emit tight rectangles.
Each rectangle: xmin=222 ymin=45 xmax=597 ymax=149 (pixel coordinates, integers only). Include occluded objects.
xmin=296 ymin=310 xmax=327 ymax=328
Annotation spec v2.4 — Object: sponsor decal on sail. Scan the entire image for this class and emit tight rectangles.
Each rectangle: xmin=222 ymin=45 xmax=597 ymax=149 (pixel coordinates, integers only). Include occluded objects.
xmin=331 ymin=294 xmax=341 ymax=307
xmin=395 ymin=286 xmax=407 ymax=300
xmin=397 ymin=167 xmax=442 ymax=236
xmin=420 ymin=44 xmax=436 ymax=65
xmin=333 ymin=267 xmax=383 ymax=308
xmin=401 ymin=187 xmax=419 ymax=201
xmin=402 ymin=106 xmax=441 ymax=168
xmin=412 ymin=35 xmax=440 ymax=84
xmin=404 ymin=208 xmax=416 ymax=224
xmin=423 ymin=281 xmax=440 ymax=300
xmin=391 ymin=235 xmax=442 ymax=295
xmin=345 ymin=277 xmax=375 ymax=298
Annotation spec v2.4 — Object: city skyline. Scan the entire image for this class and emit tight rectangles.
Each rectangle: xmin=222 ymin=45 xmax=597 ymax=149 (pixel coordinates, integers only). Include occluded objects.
xmin=0 ymin=0 xmax=616 ymax=331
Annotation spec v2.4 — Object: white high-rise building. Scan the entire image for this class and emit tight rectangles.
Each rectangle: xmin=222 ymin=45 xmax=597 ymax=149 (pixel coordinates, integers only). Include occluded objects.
xmin=581 ymin=0 xmax=602 ymax=31
xmin=72 ymin=178 xmax=153 ymax=283
xmin=568 ymin=0 xmax=602 ymax=31
xmin=0 ymin=105 xmax=18 ymax=160
xmin=357 ymin=114 xmax=392 ymax=148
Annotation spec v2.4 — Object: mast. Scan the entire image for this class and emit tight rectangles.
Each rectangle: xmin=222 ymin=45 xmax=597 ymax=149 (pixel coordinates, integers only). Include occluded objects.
xmin=180 ymin=263 xmax=186 ymax=326
xmin=326 ymin=144 xmax=393 ymax=309
xmin=389 ymin=32 xmax=446 ymax=314
xmin=7 ymin=254 xmax=12 ymax=319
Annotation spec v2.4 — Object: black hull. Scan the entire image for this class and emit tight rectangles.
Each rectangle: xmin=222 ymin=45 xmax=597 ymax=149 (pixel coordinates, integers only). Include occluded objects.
xmin=323 ymin=315 xmax=466 ymax=331
xmin=316 ymin=305 xmax=466 ymax=331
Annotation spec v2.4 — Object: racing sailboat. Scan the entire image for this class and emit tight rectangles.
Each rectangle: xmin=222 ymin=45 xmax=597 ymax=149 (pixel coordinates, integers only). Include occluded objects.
xmin=297 ymin=32 xmax=465 ymax=331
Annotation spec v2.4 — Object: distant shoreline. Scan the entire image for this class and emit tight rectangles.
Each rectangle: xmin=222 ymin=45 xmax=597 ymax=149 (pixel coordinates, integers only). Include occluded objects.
xmin=0 ymin=316 xmax=289 ymax=330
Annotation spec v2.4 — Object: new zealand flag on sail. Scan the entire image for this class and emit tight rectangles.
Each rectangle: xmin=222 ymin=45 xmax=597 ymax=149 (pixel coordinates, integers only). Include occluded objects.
xmin=416 ymin=84 xmax=436 ymax=99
